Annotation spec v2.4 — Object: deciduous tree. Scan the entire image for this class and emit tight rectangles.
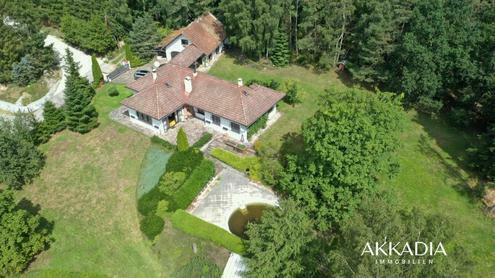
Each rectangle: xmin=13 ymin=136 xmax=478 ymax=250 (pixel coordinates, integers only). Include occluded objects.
xmin=0 ymin=190 xmax=52 ymax=275
xmin=0 ymin=114 xmax=45 ymax=189
xmin=279 ymin=88 xmax=405 ymax=230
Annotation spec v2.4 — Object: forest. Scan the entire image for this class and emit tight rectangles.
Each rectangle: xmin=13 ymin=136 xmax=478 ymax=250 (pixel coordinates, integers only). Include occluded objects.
xmin=1 ymin=0 xmax=494 ymax=276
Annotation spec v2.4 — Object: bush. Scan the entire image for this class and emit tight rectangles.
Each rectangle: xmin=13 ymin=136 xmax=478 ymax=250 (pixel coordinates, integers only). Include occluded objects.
xmin=150 ymin=136 xmax=176 ymax=151
xmin=171 ymin=210 xmax=245 ymax=254
xmin=124 ymin=44 xmax=145 ymax=67
xmin=166 ymin=148 xmax=203 ymax=175
xmin=247 ymin=113 xmax=268 ymax=139
xmin=176 ymin=127 xmax=189 ymax=151
xmin=140 ymin=214 xmax=165 ymax=240
xmin=211 ymin=148 xmax=261 ymax=181
xmin=137 ymin=187 xmax=166 ymax=216
xmin=108 ymin=87 xmax=119 ymax=97
xmin=169 ymin=159 xmax=215 ymax=211
xmin=192 ymin=132 xmax=213 ymax=148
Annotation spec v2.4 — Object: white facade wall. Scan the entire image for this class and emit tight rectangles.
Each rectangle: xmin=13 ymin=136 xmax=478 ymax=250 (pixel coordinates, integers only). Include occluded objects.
xmin=165 ymin=35 xmax=188 ymax=61
xmin=268 ymin=104 xmax=277 ymax=119
xmin=201 ymin=110 xmax=248 ymax=142
xmin=127 ymin=108 xmax=166 ymax=133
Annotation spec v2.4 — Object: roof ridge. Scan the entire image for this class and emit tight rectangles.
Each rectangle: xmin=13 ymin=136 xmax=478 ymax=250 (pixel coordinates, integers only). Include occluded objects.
xmin=154 ymin=85 xmax=161 ymax=118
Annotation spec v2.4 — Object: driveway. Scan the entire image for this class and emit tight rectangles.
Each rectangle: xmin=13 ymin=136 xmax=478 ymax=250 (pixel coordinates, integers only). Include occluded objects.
xmin=189 ymin=167 xmax=278 ymax=232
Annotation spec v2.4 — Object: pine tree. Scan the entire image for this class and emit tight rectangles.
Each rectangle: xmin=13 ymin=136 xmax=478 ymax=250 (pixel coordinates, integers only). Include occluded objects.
xmin=176 ymin=128 xmax=189 ymax=151
xmin=63 ymin=50 xmax=98 ymax=134
xmin=271 ymin=32 xmax=290 ymax=67
xmin=91 ymin=55 xmax=103 ymax=87
xmin=39 ymin=101 xmax=66 ymax=142
xmin=128 ymin=15 xmax=160 ymax=61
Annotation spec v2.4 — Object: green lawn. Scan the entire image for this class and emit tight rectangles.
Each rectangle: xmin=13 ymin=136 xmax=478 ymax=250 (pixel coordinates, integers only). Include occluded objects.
xmin=21 ymin=84 xmax=227 ymax=276
xmin=210 ymin=53 xmax=495 ymax=275
xmin=384 ymin=111 xmax=495 ymax=275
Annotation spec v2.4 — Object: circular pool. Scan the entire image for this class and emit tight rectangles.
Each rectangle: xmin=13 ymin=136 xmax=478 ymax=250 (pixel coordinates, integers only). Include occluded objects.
xmin=228 ymin=204 xmax=270 ymax=239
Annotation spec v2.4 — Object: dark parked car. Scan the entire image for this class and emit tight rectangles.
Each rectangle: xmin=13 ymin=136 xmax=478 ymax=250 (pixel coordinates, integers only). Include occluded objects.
xmin=133 ymin=69 xmax=150 ymax=80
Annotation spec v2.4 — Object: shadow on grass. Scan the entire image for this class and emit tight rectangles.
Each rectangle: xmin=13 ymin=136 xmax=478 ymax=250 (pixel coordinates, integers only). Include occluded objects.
xmin=417 ymin=133 xmax=484 ymax=204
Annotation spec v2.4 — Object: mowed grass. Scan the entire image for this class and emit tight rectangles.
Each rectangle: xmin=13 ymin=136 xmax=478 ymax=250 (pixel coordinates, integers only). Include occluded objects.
xmin=210 ymin=54 xmax=495 ymax=275
xmin=20 ymin=85 xmax=163 ymax=276
xmin=383 ymin=111 xmax=495 ymax=275
xmin=20 ymin=84 xmax=228 ymax=276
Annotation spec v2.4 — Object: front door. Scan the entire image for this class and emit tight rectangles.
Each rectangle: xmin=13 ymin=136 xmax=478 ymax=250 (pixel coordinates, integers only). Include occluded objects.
xmin=168 ymin=113 xmax=176 ymax=128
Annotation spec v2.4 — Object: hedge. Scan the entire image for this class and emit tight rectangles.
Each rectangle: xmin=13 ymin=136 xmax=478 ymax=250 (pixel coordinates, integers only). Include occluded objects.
xmin=169 ymin=159 xmax=215 ymax=211
xmin=191 ymin=132 xmax=213 ymax=148
xmin=138 ymin=186 xmax=166 ymax=216
xmin=171 ymin=210 xmax=245 ymax=254
xmin=151 ymin=136 xmax=176 ymax=151
xmin=140 ymin=214 xmax=165 ymax=240
xmin=166 ymin=148 xmax=203 ymax=175
xmin=210 ymin=148 xmax=261 ymax=181
xmin=247 ymin=113 xmax=268 ymax=139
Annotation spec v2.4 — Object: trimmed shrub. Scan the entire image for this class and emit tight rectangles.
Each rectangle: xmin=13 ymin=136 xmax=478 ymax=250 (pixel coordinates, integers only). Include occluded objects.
xmin=151 ymin=136 xmax=176 ymax=151
xmin=108 ymin=87 xmax=119 ymax=97
xmin=166 ymin=148 xmax=203 ymax=175
xmin=171 ymin=210 xmax=245 ymax=254
xmin=192 ymin=132 xmax=213 ymax=148
xmin=211 ymin=148 xmax=261 ymax=181
xmin=140 ymin=214 xmax=165 ymax=240
xmin=176 ymin=128 xmax=189 ymax=151
xmin=137 ymin=187 xmax=166 ymax=216
xmin=158 ymin=171 xmax=186 ymax=196
xmin=169 ymin=159 xmax=215 ymax=211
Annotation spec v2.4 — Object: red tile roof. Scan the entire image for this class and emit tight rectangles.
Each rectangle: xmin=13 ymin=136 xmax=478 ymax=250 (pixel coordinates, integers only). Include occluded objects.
xmin=157 ymin=12 xmax=225 ymax=55
xmin=122 ymin=64 xmax=284 ymax=126
xmin=170 ymin=44 xmax=204 ymax=68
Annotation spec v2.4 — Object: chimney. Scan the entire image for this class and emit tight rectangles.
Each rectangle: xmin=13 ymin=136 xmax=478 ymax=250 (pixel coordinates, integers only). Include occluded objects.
xmin=237 ymin=78 xmax=243 ymax=87
xmin=184 ymin=76 xmax=192 ymax=95
xmin=152 ymin=67 xmax=157 ymax=82
xmin=193 ymin=67 xmax=198 ymax=77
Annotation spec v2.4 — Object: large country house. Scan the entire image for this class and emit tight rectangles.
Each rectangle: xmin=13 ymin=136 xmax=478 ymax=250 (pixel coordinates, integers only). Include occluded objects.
xmin=122 ymin=14 xmax=284 ymax=142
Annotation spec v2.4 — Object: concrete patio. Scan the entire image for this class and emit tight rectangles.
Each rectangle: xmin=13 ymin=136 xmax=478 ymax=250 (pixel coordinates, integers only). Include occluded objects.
xmin=189 ymin=167 xmax=278 ymax=232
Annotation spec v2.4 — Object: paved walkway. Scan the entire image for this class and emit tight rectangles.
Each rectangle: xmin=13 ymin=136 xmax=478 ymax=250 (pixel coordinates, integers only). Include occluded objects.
xmin=189 ymin=167 xmax=278 ymax=232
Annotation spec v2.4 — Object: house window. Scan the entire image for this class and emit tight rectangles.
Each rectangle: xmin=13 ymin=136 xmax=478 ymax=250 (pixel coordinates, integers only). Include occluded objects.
xmin=212 ymin=115 xmax=221 ymax=126
xmin=181 ymin=39 xmax=189 ymax=45
xmin=136 ymin=111 xmax=152 ymax=125
xmin=230 ymin=122 xmax=240 ymax=134
xmin=196 ymin=108 xmax=205 ymax=115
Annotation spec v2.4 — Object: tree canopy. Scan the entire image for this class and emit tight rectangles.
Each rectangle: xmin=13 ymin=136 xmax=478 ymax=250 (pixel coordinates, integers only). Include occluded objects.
xmin=279 ymin=88 xmax=406 ymax=230
xmin=0 ymin=114 xmax=45 ymax=189
xmin=0 ymin=190 xmax=52 ymax=275
xmin=244 ymin=199 xmax=314 ymax=278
